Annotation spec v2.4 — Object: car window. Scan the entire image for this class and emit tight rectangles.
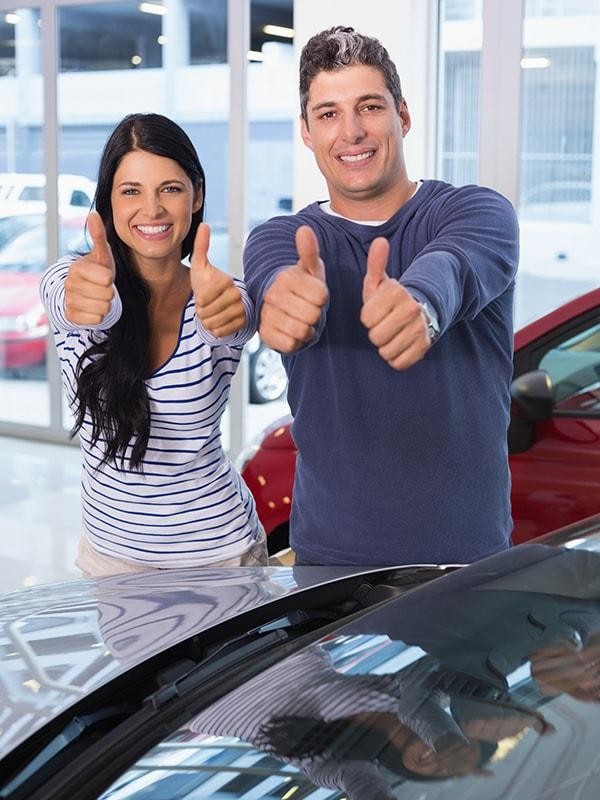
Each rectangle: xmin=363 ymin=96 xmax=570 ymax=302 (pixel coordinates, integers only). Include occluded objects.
xmin=18 ymin=185 xmax=45 ymax=202
xmin=539 ymin=322 xmax=600 ymax=413
xmin=70 ymin=189 xmax=92 ymax=208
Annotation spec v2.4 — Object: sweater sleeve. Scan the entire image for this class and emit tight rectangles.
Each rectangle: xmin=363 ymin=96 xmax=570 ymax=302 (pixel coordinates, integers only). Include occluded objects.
xmin=40 ymin=256 xmax=122 ymax=333
xmin=398 ymin=185 xmax=519 ymax=335
xmin=243 ymin=215 xmax=329 ymax=347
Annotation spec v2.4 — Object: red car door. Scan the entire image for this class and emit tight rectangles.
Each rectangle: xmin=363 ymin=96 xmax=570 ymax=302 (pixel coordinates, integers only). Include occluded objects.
xmin=510 ymin=290 xmax=600 ymax=543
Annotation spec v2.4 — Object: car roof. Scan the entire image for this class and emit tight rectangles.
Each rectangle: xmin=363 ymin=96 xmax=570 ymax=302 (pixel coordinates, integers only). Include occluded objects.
xmin=514 ymin=286 xmax=600 ymax=350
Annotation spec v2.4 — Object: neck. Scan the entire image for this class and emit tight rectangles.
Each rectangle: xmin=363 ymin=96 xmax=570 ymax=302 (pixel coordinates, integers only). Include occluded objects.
xmin=134 ymin=258 xmax=190 ymax=306
xmin=330 ymin=179 xmax=418 ymax=221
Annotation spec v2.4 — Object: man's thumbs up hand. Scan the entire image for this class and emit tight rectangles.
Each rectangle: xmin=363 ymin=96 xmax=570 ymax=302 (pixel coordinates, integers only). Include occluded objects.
xmin=64 ymin=211 xmax=116 ymax=326
xmin=191 ymin=222 xmax=247 ymax=337
xmin=360 ymin=236 xmax=433 ymax=370
xmin=362 ymin=236 xmax=390 ymax=303
xmin=296 ymin=224 xmax=326 ymax=282
xmin=259 ymin=225 xmax=329 ymax=353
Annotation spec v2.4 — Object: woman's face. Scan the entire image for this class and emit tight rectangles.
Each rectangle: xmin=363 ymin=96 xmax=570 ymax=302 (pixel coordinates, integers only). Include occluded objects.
xmin=110 ymin=149 xmax=202 ymax=268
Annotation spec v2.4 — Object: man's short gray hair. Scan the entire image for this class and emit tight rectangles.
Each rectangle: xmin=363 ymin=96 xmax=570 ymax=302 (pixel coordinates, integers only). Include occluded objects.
xmin=299 ymin=26 xmax=403 ymax=121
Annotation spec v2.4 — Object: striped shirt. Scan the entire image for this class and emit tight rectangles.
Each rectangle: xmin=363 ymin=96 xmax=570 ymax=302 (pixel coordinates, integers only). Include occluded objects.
xmin=189 ymin=644 xmax=462 ymax=798
xmin=40 ymin=258 xmax=261 ymax=568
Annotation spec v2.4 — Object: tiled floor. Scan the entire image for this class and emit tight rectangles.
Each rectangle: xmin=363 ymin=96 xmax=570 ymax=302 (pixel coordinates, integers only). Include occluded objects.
xmin=0 ymin=436 xmax=81 ymax=594
xmin=0 ymin=402 xmax=295 ymax=594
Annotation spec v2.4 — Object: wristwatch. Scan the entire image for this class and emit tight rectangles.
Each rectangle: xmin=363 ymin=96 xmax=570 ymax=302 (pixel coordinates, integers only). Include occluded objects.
xmin=419 ymin=301 xmax=440 ymax=343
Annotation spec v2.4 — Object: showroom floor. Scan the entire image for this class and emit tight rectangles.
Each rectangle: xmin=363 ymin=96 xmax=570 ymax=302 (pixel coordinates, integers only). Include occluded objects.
xmin=0 ymin=418 xmax=294 ymax=595
xmin=0 ymin=435 xmax=81 ymax=594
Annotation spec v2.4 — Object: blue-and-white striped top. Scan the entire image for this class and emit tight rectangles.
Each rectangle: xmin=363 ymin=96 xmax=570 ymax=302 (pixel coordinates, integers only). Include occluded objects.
xmin=40 ymin=258 xmax=260 ymax=568
xmin=189 ymin=645 xmax=462 ymax=799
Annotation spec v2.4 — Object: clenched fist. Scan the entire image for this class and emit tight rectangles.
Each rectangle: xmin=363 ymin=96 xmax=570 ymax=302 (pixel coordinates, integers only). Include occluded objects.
xmin=64 ymin=211 xmax=116 ymax=327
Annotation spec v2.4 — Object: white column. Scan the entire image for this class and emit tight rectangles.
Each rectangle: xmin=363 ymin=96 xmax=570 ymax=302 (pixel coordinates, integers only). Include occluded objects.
xmin=226 ymin=0 xmax=249 ymax=459
xmin=163 ymin=0 xmax=190 ymax=116
xmin=478 ymin=0 xmax=524 ymax=204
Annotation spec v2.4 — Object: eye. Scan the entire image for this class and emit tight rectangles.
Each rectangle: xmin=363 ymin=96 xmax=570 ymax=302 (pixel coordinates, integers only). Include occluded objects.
xmin=121 ymin=187 xmax=139 ymax=195
xmin=162 ymin=185 xmax=183 ymax=193
xmin=361 ymin=103 xmax=383 ymax=113
xmin=318 ymin=110 xmax=336 ymax=120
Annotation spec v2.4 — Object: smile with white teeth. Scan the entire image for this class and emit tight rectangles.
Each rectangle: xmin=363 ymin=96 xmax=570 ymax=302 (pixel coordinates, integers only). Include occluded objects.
xmin=339 ymin=150 xmax=374 ymax=162
xmin=135 ymin=224 xmax=171 ymax=234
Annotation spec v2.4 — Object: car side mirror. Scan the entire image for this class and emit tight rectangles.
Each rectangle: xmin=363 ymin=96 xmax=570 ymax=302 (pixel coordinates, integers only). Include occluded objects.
xmin=511 ymin=370 xmax=554 ymax=421
xmin=508 ymin=370 xmax=554 ymax=454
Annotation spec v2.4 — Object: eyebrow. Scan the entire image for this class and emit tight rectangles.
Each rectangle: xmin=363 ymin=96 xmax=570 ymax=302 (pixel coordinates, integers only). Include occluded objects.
xmin=311 ymin=93 xmax=389 ymax=113
xmin=115 ymin=179 xmax=186 ymax=188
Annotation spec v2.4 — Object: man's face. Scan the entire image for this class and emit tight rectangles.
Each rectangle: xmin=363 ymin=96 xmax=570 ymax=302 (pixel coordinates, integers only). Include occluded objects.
xmin=300 ymin=64 xmax=410 ymax=217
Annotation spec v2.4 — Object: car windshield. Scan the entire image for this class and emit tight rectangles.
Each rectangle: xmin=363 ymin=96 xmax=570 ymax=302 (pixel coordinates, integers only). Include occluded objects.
xmin=96 ymin=545 xmax=600 ymax=800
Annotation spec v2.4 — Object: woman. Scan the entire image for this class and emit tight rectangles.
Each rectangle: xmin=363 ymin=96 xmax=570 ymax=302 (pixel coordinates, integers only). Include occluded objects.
xmin=40 ymin=112 xmax=267 ymax=575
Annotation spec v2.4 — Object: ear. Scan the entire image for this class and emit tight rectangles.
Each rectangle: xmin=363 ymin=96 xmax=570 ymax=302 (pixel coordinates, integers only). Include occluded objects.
xmin=300 ymin=115 xmax=314 ymax=151
xmin=400 ymin=100 xmax=411 ymax=137
xmin=192 ymin=187 xmax=203 ymax=213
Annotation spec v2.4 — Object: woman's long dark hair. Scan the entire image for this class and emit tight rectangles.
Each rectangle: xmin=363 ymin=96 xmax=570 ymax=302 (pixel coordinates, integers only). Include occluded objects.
xmin=256 ymin=714 xmax=497 ymax=783
xmin=72 ymin=113 xmax=205 ymax=469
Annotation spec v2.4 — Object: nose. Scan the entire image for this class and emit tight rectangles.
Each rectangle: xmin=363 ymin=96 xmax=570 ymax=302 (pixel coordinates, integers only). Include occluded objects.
xmin=341 ymin=112 xmax=367 ymax=143
xmin=141 ymin=192 xmax=165 ymax=218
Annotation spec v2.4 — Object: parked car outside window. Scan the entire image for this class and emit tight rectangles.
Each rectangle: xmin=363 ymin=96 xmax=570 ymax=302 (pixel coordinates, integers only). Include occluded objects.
xmin=0 ymin=173 xmax=96 ymax=218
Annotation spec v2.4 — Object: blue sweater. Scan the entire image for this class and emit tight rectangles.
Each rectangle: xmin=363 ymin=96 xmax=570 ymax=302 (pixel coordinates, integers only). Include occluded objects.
xmin=244 ymin=180 xmax=519 ymax=566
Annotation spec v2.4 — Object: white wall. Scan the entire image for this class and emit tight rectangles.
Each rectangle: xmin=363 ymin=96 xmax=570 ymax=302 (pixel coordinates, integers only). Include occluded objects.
xmin=292 ymin=0 xmax=436 ymax=209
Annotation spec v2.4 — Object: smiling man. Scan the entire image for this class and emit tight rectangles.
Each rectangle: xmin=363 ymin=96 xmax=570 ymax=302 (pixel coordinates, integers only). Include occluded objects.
xmin=244 ymin=26 xmax=519 ymax=567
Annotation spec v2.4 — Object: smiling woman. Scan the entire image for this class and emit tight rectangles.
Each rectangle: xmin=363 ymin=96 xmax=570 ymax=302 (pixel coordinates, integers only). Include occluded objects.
xmin=39 ymin=113 xmax=267 ymax=576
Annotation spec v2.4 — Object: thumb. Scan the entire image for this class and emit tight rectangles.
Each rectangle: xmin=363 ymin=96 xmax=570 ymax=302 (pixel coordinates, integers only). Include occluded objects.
xmin=362 ymin=236 xmax=390 ymax=303
xmin=88 ymin=211 xmax=115 ymax=275
xmin=190 ymin=222 xmax=211 ymax=272
xmin=295 ymin=225 xmax=324 ymax=280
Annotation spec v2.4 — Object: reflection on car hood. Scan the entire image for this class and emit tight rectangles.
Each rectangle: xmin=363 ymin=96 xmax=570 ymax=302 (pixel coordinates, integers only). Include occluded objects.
xmin=127 ymin=543 xmax=600 ymax=800
xmin=0 ymin=564 xmax=371 ymax=760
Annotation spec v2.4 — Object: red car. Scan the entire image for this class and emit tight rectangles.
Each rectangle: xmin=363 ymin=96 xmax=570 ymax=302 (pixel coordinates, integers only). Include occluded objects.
xmin=0 ymin=214 xmax=87 ymax=373
xmin=239 ymin=288 xmax=600 ymax=553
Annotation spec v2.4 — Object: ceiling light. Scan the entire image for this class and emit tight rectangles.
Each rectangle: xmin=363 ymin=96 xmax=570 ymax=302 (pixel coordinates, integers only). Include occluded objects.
xmin=5 ymin=13 xmax=20 ymax=24
xmin=520 ymin=56 xmax=551 ymax=69
xmin=157 ymin=34 xmax=168 ymax=45
xmin=248 ymin=50 xmax=265 ymax=61
xmin=262 ymin=24 xmax=294 ymax=38
xmin=131 ymin=55 xmax=143 ymax=65
xmin=139 ymin=2 xmax=166 ymax=15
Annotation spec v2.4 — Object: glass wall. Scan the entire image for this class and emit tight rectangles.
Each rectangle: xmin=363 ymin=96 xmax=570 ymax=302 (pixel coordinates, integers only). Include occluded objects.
xmin=438 ymin=0 xmax=482 ymax=186
xmin=438 ymin=0 xmax=600 ymax=326
xmin=0 ymin=7 xmax=51 ymax=427
xmin=0 ymin=0 xmax=294 ymax=450
xmin=517 ymin=0 xmax=600 ymax=323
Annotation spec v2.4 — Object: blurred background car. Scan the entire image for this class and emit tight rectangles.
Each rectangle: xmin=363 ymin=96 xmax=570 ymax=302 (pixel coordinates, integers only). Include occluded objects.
xmin=246 ymin=334 xmax=287 ymax=404
xmin=239 ymin=288 xmax=600 ymax=553
xmin=0 ymin=172 xmax=96 ymax=219
xmin=0 ymin=214 xmax=87 ymax=375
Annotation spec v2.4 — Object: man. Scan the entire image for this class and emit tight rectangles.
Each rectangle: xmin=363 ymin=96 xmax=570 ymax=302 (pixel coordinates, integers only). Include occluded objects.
xmin=244 ymin=26 xmax=519 ymax=566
